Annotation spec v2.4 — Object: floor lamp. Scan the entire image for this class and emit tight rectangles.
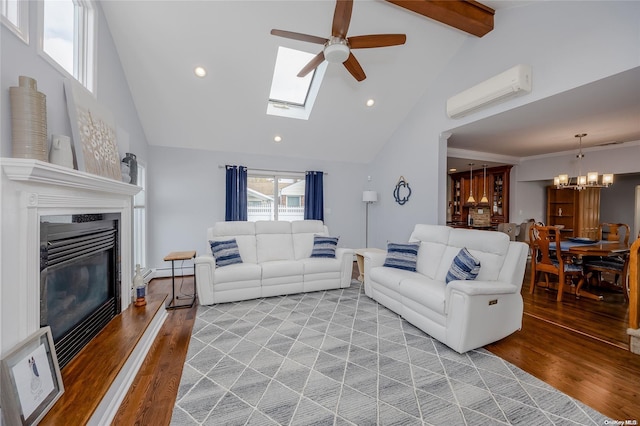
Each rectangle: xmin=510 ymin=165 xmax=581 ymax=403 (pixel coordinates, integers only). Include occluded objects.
xmin=363 ymin=191 xmax=378 ymax=247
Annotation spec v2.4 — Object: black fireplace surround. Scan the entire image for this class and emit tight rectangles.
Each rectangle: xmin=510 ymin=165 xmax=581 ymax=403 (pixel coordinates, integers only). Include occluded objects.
xmin=40 ymin=214 xmax=121 ymax=368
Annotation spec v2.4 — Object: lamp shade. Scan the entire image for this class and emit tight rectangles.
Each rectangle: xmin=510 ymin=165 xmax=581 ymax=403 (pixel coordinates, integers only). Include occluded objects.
xmin=362 ymin=191 xmax=378 ymax=203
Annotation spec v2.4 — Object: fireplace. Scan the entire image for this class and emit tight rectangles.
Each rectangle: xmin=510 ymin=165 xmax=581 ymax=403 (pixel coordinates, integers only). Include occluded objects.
xmin=40 ymin=214 xmax=121 ymax=368
xmin=2 ymin=159 xmax=169 ymax=423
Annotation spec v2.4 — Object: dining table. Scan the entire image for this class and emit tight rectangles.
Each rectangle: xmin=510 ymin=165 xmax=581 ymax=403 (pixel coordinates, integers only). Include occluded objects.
xmin=552 ymin=239 xmax=631 ymax=300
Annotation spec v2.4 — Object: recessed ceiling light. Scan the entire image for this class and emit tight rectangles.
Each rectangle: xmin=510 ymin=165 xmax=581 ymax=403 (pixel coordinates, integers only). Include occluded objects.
xmin=366 ymin=99 xmax=375 ymax=107
xmin=194 ymin=66 xmax=207 ymax=77
xmin=274 ymin=135 xmax=282 ymax=143
xmin=449 ymin=168 xmax=457 ymax=172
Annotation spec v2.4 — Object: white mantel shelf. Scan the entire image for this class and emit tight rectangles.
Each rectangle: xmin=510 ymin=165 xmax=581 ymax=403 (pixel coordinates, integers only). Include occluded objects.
xmin=1 ymin=158 xmax=141 ymax=196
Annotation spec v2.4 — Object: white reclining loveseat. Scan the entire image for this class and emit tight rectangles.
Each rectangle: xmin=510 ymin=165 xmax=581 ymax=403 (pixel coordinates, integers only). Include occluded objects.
xmin=364 ymin=224 xmax=528 ymax=353
xmin=194 ymin=220 xmax=353 ymax=305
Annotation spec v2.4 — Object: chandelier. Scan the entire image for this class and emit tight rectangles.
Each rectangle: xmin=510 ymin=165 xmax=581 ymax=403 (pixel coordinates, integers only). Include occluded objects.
xmin=553 ymin=133 xmax=614 ymax=190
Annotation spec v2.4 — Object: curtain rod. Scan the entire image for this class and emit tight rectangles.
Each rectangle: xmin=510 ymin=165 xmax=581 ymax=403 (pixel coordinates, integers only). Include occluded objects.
xmin=218 ymin=165 xmax=327 ymax=175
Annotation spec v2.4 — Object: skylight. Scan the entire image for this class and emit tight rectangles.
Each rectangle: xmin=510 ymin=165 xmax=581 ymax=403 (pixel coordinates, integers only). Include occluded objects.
xmin=267 ymin=46 xmax=327 ymax=120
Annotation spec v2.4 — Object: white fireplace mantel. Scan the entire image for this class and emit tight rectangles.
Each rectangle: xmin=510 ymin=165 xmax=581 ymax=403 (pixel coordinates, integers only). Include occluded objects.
xmin=1 ymin=158 xmax=141 ymax=196
xmin=1 ymin=158 xmax=166 ymax=424
xmin=1 ymin=157 xmax=141 ymax=355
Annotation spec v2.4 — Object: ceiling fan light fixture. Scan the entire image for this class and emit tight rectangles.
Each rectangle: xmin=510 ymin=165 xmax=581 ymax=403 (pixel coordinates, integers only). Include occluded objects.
xmin=270 ymin=1 xmax=406 ymax=82
xmin=324 ymin=38 xmax=350 ymax=63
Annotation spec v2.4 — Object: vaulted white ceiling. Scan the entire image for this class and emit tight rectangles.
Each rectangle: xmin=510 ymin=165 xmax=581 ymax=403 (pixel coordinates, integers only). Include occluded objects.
xmin=102 ymin=0 xmax=470 ymax=163
xmin=101 ymin=1 xmax=640 ymax=166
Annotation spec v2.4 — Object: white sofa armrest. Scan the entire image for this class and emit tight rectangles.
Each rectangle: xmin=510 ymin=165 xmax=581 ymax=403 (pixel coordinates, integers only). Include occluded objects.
xmin=364 ymin=251 xmax=386 ymax=267
xmin=336 ymin=248 xmax=354 ymax=288
xmin=444 ymin=280 xmax=518 ymax=316
xmin=444 ymin=279 xmax=523 ymax=352
xmin=446 ymin=280 xmax=518 ymax=297
xmin=194 ymin=255 xmax=216 ymax=305
xmin=362 ymin=251 xmax=387 ymax=296
xmin=335 ymin=247 xmax=353 ymax=259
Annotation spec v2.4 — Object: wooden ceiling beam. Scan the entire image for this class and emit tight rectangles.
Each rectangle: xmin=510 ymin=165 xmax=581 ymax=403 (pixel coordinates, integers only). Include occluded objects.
xmin=385 ymin=0 xmax=495 ymax=37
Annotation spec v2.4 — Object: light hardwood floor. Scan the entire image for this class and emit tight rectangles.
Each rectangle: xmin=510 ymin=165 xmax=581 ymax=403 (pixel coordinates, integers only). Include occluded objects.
xmin=110 ymin=264 xmax=640 ymax=423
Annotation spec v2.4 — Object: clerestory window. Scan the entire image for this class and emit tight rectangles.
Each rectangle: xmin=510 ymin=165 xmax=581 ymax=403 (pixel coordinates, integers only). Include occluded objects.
xmin=1 ymin=0 xmax=29 ymax=42
xmin=39 ymin=0 xmax=95 ymax=92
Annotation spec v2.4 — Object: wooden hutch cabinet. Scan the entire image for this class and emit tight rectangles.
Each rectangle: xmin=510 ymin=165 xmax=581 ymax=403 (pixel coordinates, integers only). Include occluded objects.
xmin=546 ymin=186 xmax=600 ymax=240
xmin=449 ymin=165 xmax=512 ymax=228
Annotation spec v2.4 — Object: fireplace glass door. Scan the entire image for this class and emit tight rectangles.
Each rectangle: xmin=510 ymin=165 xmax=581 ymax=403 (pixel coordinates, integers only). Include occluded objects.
xmin=40 ymin=216 xmax=120 ymax=368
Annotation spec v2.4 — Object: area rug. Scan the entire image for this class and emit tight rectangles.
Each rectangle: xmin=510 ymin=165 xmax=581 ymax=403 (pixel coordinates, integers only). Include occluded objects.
xmin=171 ymin=281 xmax=608 ymax=425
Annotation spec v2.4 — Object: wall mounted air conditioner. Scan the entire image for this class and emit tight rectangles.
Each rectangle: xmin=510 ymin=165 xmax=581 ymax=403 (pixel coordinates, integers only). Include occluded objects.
xmin=446 ymin=64 xmax=532 ymax=119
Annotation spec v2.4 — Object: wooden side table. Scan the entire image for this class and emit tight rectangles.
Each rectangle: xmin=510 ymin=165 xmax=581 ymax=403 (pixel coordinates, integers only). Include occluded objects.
xmin=354 ymin=248 xmax=386 ymax=282
xmin=164 ymin=250 xmax=197 ymax=310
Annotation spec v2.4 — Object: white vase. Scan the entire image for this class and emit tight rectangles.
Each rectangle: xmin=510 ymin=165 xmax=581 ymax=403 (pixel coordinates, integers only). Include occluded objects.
xmin=48 ymin=135 xmax=74 ymax=168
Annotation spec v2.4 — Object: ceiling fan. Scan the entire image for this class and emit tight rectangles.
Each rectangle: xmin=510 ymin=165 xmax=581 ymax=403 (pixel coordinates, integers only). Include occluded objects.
xmin=270 ymin=0 xmax=406 ymax=82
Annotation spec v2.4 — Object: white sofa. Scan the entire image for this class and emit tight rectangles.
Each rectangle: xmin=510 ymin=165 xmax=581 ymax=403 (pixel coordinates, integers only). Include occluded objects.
xmin=364 ymin=224 xmax=528 ymax=353
xmin=194 ymin=220 xmax=353 ymax=305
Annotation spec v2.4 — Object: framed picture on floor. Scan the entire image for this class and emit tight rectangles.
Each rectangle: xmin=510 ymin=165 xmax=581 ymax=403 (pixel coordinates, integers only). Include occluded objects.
xmin=1 ymin=326 xmax=64 ymax=425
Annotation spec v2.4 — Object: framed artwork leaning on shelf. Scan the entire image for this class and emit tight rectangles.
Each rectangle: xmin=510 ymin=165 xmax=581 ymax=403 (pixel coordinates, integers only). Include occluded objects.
xmin=64 ymin=78 xmax=122 ymax=181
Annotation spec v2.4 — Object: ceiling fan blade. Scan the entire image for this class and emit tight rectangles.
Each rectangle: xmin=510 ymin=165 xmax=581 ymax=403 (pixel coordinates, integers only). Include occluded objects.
xmin=331 ymin=0 xmax=353 ymax=39
xmin=297 ymin=51 xmax=326 ymax=77
xmin=343 ymin=53 xmax=366 ymax=82
xmin=270 ymin=29 xmax=328 ymax=45
xmin=348 ymin=34 xmax=407 ymax=49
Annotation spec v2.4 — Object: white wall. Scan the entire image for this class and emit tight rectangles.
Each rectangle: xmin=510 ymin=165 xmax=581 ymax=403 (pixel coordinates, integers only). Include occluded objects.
xmin=366 ymin=1 xmax=640 ymax=248
xmin=147 ymin=146 xmax=367 ymax=272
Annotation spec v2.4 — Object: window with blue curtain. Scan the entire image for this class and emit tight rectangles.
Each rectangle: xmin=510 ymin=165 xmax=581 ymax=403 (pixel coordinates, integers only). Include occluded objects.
xmin=304 ymin=171 xmax=324 ymax=221
xmin=225 ymin=165 xmax=247 ymax=221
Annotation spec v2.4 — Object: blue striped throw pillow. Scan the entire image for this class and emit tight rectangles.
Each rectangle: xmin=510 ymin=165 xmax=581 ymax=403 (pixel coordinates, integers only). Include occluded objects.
xmin=383 ymin=242 xmax=420 ymax=271
xmin=446 ymin=247 xmax=481 ymax=284
xmin=209 ymin=238 xmax=243 ymax=267
xmin=310 ymin=235 xmax=339 ymax=258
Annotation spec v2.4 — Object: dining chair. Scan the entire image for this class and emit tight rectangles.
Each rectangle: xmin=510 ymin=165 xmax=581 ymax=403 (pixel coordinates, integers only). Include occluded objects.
xmin=599 ymin=223 xmax=630 ymax=245
xmin=497 ymin=222 xmax=517 ymax=241
xmin=516 ymin=220 xmax=535 ymax=244
xmin=583 ymin=223 xmax=631 ymax=301
xmin=529 ymin=224 xmax=584 ymax=302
